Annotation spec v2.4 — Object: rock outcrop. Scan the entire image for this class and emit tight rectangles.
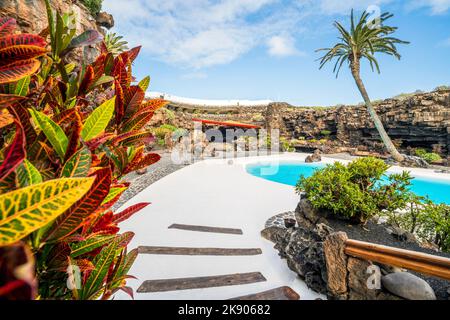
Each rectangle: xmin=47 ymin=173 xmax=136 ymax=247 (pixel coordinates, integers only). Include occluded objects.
xmin=0 ymin=0 xmax=111 ymax=35
xmin=155 ymin=90 xmax=450 ymax=160
xmin=262 ymin=197 xmax=445 ymax=300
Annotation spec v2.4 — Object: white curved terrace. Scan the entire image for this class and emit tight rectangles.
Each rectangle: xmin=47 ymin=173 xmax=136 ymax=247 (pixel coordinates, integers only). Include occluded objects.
xmin=114 ymin=153 xmax=450 ymax=300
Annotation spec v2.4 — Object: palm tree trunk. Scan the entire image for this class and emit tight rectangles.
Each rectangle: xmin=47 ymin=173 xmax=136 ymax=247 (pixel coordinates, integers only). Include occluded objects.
xmin=350 ymin=60 xmax=404 ymax=162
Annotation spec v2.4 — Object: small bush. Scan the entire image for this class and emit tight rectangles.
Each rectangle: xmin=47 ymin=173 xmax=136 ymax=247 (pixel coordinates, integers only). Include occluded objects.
xmin=385 ymin=197 xmax=450 ymax=252
xmin=296 ymin=157 xmax=413 ymax=223
xmin=81 ymin=0 xmax=103 ymax=16
xmin=415 ymin=148 xmax=442 ymax=163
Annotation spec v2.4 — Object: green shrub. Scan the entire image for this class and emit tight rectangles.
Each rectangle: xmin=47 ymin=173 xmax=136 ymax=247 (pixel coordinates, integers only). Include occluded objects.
xmin=81 ymin=0 xmax=103 ymax=16
xmin=385 ymin=198 xmax=450 ymax=252
xmin=296 ymin=157 xmax=413 ymax=223
xmin=415 ymin=148 xmax=442 ymax=163
xmin=320 ymin=130 xmax=332 ymax=136
xmin=280 ymin=138 xmax=295 ymax=152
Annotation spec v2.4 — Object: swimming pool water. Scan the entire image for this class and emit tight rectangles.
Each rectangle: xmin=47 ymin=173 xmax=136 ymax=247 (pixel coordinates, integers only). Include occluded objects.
xmin=246 ymin=162 xmax=450 ymax=204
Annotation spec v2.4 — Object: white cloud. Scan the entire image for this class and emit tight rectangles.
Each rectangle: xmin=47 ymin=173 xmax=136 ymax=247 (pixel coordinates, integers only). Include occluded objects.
xmin=103 ymin=0 xmax=306 ymax=69
xmin=267 ymin=35 xmax=302 ymax=57
xmin=317 ymin=0 xmax=393 ymax=15
xmin=407 ymin=0 xmax=450 ymax=14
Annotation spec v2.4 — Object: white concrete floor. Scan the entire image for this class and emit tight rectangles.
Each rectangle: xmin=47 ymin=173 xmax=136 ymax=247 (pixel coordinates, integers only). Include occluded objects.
xmin=113 ymin=153 xmax=450 ymax=300
xmin=114 ymin=153 xmax=326 ymax=300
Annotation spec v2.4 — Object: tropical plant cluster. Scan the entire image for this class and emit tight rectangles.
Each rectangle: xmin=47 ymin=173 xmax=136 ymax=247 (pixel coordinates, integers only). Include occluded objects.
xmin=296 ymin=157 xmax=413 ymax=223
xmin=297 ymin=157 xmax=450 ymax=252
xmin=0 ymin=1 xmax=167 ymax=300
xmin=414 ymin=148 xmax=442 ymax=164
xmin=385 ymin=196 xmax=450 ymax=252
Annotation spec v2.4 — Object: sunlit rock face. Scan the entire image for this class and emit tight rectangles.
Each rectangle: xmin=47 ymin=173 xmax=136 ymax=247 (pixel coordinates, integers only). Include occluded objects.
xmin=0 ymin=0 xmax=101 ymax=34
xmin=0 ymin=0 xmax=113 ymax=63
xmin=154 ymin=90 xmax=450 ymax=160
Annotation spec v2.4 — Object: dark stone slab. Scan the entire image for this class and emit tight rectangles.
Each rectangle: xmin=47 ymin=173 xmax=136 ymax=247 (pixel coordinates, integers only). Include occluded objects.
xmin=228 ymin=286 xmax=300 ymax=300
xmin=138 ymin=246 xmax=262 ymax=256
xmin=168 ymin=223 xmax=243 ymax=235
xmin=137 ymin=272 xmax=267 ymax=293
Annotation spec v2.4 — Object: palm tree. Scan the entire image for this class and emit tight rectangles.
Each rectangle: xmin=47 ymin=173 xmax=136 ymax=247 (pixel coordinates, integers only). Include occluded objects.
xmin=317 ymin=10 xmax=409 ymax=162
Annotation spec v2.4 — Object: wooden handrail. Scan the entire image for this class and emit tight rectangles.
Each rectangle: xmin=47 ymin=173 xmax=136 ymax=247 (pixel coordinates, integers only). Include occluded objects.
xmin=344 ymin=239 xmax=450 ymax=281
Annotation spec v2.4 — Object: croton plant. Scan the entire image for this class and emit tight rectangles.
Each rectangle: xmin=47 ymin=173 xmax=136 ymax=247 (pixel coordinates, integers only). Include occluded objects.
xmin=0 ymin=0 xmax=167 ymax=300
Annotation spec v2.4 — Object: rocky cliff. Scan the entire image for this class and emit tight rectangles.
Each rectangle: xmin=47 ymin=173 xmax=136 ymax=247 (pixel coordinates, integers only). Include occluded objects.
xmin=155 ymin=89 xmax=450 ymax=159
xmin=0 ymin=0 xmax=113 ymax=34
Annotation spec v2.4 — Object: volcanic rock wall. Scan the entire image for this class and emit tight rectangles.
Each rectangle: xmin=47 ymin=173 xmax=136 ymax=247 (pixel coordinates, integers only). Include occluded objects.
xmin=155 ymin=90 xmax=450 ymax=157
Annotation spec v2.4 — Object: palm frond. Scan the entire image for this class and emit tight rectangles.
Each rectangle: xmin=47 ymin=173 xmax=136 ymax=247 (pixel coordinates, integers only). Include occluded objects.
xmin=316 ymin=9 xmax=409 ymax=77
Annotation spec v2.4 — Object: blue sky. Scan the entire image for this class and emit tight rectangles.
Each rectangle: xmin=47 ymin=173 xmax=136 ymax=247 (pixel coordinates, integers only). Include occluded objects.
xmin=102 ymin=0 xmax=450 ymax=106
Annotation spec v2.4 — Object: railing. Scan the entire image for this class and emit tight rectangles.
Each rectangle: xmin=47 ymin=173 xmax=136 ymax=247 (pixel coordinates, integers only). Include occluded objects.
xmin=345 ymin=239 xmax=450 ymax=281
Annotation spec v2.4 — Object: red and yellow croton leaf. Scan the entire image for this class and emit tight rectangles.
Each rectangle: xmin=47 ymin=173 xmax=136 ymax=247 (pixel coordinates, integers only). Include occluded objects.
xmin=124 ymin=153 xmax=161 ymax=174
xmin=44 ymin=167 xmax=112 ymax=241
xmin=63 ymin=111 xmax=83 ymax=162
xmin=0 ymin=34 xmax=47 ymax=49
xmin=0 ymin=109 xmax=14 ymax=129
xmin=78 ymin=65 xmax=94 ymax=96
xmin=112 ymin=202 xmax=150 ymax=224
xmin=0 ymin=121 xmax=25 ymax=181
xmin=114 ymin=80 xmax=124 ymax=124
xmin=112 ymin=130 xmax=155 ymax=147
xmin=0 ymin=177 xmax=95 ymax=246
xmin=0 ymin=45 xmax=47 ymax=66
xmin=121 ymin=111 xmax=154 ymax=132
xmin=141 ymin=99 xmax=169 ymax=113
xmin=0 ymin=94 xmax=26 ymax=106
xmin=0 ymin=59 xmax=41 ymax=84
xmin=123 ymin=85 xmax=145 ymax=117
xmin=0 ymin=17 xmax=17 ymax=37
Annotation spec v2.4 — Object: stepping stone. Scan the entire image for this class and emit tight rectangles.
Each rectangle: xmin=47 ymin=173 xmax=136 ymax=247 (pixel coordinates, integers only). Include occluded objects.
xmin=168 ymin=223 xmax=243 ymax=235
xmin=228 ymin=286 xmax=300 ymax=300
xmin=137 ymin=272 xmax=266 ymax=293
xmin=138 ymin=246 xmax=262 ymax=256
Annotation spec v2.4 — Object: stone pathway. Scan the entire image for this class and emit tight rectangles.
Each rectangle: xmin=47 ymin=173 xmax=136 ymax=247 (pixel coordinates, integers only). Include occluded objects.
xmin=113 ymin=154 xmax=328 ymax=300
xmin=135 ymin=223 xmax=297 ymax=299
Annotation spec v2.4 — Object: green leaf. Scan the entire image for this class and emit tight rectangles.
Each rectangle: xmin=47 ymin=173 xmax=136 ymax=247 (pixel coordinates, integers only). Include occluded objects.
xmin=138 ymin=76 xmax=150 ymax=92
xmin=70 ymin=234 xmax=116 ymax=258
xmin=16 ymin=159 xmax=43 ymax=187
xmin=61 ymin=148 xmax=92 ymax=178
xmin=29 ymin=108 xmax=68 ymax=160
xmin=101 ymin=186 xmax=127 ymax=205
xmin=80 ymin=239 xmax=119 ymax=299
xmin=91 ymin=76 xmax=115 ymax=89
xmin=0 ymin=177 xmax=94 ymax=246
xmin=81 ymin=97 xmax=115 ymax=142
xmin=10 ymin=76 xmax=30 ymax=96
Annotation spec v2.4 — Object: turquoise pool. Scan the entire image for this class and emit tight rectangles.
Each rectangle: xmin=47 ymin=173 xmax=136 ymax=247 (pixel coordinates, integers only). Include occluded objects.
xmin=246 ymin=162 xmax=450 ymax=204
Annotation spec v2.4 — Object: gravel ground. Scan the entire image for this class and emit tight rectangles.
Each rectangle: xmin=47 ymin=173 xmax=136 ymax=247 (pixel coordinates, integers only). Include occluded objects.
xmin=325 ymin=218 xmax=450 ymax=300
xmin=112 ymin=151 xmax=188 ymax=211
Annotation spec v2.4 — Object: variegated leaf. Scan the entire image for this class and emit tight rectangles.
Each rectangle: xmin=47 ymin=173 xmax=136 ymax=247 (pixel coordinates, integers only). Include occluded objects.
xmin=0 ymin=34 xmax=46 ymax=49
xmin=112 ymin=202 xmax=150 ymax=224
xmin=80 ymin=239 xmax=119 ymax=299
xmin=0 ymin=177 xmax=95 ymax=246
xmin=0 ymin=59 xmax=41 ymax=84
xmin=70 ymin=234 xmax=116 ymax=258
xmin=0 ymin=45 xmax=47 ymax=66
xmin=29 ymin=108 xmax=68 ymax=160
xmin=81 ymin=97 xmax=115 ymax=142
xmin=137 ymin=76 xmax=150 ymax=92
xmin=44 ymin=167 xmax=112 ymax=241
xmin=15 ymin=159 xmax=42 ymax=187
xmin=0 ymin=121 xmax=25 ymax=181
xmin=60 ymin=148 xmax=91 ymax=178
